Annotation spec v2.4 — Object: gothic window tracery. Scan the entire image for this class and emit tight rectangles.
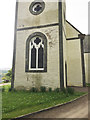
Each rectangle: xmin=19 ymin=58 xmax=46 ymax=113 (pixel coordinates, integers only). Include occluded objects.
xmin=26 ymin=32 xmax=47 ymax=72
xmin=29 ymin=0 xmax=45 ymax=15
xmin=29 ymin=36 xmax=44 ymax=70
xmin=33 ymin=3 xmax=42 ymax=13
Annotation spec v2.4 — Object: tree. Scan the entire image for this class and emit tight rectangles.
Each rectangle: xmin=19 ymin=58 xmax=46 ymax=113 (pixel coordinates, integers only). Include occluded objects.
xmin=2 ymin=69 xmax=12 ymax=81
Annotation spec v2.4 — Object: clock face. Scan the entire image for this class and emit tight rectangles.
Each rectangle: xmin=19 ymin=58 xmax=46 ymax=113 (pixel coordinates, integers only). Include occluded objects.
xmin=29 ymin=0 xmax=45 ymax=15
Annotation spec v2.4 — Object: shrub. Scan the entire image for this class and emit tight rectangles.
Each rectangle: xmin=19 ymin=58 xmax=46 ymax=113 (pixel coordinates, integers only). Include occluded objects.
xmin=86 ymin=83 xmax=90 ymax=87
xmin=40 ymin=86 xmax=46 ymax=92
xmin=48 ymin=87 xmax=52 ymax=92
xmin=3 ymin=80 xmax=9 ymax=83
xmin=54 ymin=88 xmax=60 ymax=92
xmin=30 ymin=87 xmax=38 ymax=92
xmin=67 ymin=87 xmax=75 ymax=95
xmin=61 ymin=88 xmax=67 ymax=94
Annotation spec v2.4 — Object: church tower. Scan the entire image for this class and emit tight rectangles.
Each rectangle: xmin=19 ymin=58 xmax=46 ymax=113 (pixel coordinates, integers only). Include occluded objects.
xmin=12 ymin=0 xmax=67 ymax=90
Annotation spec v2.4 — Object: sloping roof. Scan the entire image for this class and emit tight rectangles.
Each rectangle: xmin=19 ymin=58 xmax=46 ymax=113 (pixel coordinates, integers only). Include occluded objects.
xmin=83 ymin=35 xmax=90 ymax=53
xmin=66 ymin=21 xmax=90 ymax=53
xmin=66 ymin=20 xmax=83 ymax=34
xmin=66 ymin=20 xmax=84 ymax=39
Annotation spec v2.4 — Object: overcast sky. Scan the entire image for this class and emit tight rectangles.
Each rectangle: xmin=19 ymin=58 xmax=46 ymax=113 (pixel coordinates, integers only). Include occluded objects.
xmin=0 ymin=0 xmax=89 ymax=69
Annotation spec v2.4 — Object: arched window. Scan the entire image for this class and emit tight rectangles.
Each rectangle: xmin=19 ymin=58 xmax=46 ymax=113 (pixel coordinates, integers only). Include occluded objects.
xmin=26 ymin=32 xmax=47 ymax=72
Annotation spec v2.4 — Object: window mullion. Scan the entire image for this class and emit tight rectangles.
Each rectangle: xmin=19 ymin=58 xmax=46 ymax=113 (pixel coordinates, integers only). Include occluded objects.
xmin=36 ymin=47 xmax=38 ymax=69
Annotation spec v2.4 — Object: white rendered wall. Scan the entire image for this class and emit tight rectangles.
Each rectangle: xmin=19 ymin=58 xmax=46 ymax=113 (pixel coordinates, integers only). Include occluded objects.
xmin=14 ymin=26 xmax=60 ymax=90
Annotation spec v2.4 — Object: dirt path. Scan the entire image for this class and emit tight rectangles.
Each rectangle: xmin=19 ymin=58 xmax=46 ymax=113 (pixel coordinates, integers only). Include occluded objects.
xmin=27 ymin=95 xmax=88 ymax=118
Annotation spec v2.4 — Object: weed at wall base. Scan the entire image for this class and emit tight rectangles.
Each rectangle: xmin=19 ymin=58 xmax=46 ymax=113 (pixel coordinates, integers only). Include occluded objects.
xmin=30 ymin=87 xmax=38 ymax=92
xmin=40 ymin=86 xmax=46 ymax=92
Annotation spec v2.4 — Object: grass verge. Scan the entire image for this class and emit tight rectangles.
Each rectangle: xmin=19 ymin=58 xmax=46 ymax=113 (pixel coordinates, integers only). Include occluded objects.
xmin=2 ymin=85 xmax=87 ymax=119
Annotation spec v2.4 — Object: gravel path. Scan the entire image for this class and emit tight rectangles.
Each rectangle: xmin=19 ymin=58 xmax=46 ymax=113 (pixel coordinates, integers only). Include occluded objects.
xmin=0 ymin=83 xmax=11 ymax=86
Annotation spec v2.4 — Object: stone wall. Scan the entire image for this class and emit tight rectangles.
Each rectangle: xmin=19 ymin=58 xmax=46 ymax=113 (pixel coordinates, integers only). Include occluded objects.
xmin=67 ymin=39 xmax=83 ymax=86
xmin=14 ymin=26 xmax=60 ymax=90
xmin=66 ymin=22 xmax=83 ymax=86
xmin=17 ymin=0 xmax=58 ymax=28
xmin=14 ymin=1 xmax=62 ymax=90
xmin=84 ymin=53 xmax=90 ymax=83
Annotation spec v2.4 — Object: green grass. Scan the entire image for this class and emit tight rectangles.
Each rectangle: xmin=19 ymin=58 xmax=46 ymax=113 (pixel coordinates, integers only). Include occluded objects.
xmin=2 ymin=85 xmax=86 ymax=119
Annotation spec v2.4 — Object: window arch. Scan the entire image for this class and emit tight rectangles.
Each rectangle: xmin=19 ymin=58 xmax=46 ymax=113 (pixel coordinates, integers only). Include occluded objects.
xmin=26 ymin=32 xmax=47 ymax=72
